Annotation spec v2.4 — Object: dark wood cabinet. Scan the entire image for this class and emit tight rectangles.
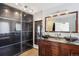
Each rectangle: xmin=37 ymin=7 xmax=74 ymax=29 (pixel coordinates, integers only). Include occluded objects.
xmin=60 ymin=44 xmax=79 ymax=56
xmin=70 ymin=49 xmax=79 ymax=56
xmin=38 ymin=40 xmax=60 ymax=56
xmin=38 ymin=40 xmax=79 ymax=56
xmin=60 ymin=44 xmax=71 ymax=56
xmin=39 ymin=40 xmax=52 ymax=56
xmin=70 ymin=45 xmax=79 ymax=56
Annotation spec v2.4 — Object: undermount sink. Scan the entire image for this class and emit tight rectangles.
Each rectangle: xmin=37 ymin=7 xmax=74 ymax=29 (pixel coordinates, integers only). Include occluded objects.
xmin=64 ymin=37 xmax=78 ymax=42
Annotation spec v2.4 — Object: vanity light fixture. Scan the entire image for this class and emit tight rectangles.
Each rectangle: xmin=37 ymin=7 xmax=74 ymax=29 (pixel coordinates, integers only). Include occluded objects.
xmin=50 ymin=10 xmax=70 ymax=17
xmin=57 ymin=12 xmax=61 ymax=16
xmin=56 ymin=11 xmax=68 ymax=16
xmin=53 ymin=14 xmax=58 ymax=17
xmin=64 ymin=10 xmax=68 ymax=14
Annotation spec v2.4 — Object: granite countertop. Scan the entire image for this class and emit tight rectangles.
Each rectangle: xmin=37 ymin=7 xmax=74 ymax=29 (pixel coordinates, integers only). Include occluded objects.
xmin=46 ymin=37 xmax=79 ymax=46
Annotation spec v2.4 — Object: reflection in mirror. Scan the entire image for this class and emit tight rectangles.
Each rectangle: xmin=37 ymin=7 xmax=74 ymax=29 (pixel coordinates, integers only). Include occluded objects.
xmin=55 ymin=22 xmax=69 ymax=32
xmin=45 ymin=16 xmax=54 ymax=32
xmin=45 ymin=11 xmax=78 ymax=33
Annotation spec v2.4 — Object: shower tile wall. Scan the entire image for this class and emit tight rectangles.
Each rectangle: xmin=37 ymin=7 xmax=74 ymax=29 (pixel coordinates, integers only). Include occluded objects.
xmin=0 ymin=4 xmax=33 ymax=56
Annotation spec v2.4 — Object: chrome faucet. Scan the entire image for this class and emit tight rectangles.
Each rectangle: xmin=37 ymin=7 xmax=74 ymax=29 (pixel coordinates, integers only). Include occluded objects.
xmin=56 ymin=33 xmax=61 ymax=39
xmin=70 ymin=33 xmax=72 ymax=42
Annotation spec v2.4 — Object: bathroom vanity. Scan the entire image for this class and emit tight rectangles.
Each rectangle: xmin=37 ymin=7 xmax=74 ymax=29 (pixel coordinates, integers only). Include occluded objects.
xmin=38 ymin=10 xmax=79 ymax=56
xmin=38 ymin=38 xmax=79 ymax=56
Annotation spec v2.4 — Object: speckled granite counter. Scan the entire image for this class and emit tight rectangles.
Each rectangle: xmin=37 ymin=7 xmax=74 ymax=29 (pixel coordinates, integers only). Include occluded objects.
xmin=46 ymin=38 xmax=79 ymax=46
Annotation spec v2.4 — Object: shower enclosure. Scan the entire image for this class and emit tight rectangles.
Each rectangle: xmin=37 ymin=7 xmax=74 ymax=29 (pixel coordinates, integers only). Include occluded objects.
xmin=0 ymin=3 xmax=33 ymax=56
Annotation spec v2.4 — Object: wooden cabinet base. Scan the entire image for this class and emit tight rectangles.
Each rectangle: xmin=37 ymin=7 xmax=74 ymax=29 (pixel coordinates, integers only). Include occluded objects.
xmin=38 ymin=40 xmax=79 ymax=56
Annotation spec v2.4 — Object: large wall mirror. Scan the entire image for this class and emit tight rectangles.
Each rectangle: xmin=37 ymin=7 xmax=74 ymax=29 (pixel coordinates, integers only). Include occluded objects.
xmin=45 ymin=11 xmax=78 ymax=33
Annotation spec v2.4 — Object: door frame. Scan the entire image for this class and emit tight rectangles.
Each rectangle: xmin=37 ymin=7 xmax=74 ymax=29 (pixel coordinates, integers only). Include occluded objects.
xmin=34 ymin=20 xmax=42 ymax=44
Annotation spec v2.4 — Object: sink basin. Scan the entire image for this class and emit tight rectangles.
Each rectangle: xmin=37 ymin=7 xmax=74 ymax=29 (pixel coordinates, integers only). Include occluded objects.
xmin=64 ymin=37 xmax=78 ymax=42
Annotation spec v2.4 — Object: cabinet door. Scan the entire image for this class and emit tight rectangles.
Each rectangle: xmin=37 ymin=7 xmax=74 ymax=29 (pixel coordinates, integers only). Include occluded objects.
xmin=51 ymin=42 xmax=60 ymax=56
xmin=70 ymin=45 xmax=79 ymax=56
xmin=61 ymin=48 xmax=70 ymax=56
xmin=44 ymin=44 xmax=52 ymax=56
xmin=38 ymin=40 xmax=52 ymax=56
xmin=51 ymin=46 xmax=59 ymax=56
xmin=70 ymin=49 xmax=79 ymax=56
xmin=60 ymin=44 xmax=71 ymax=56
xmin=39 ymin=44 xmax=45 ymax=56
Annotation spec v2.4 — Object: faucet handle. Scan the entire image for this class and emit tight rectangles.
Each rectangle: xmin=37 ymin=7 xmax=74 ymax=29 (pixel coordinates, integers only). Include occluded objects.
xmin=59 ymin=33 xmax=61 ymax=36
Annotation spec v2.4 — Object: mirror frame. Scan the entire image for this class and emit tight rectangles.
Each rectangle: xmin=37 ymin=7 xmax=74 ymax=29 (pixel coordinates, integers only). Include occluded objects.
xmin=45 ymin=11 xmax=78 ymax=33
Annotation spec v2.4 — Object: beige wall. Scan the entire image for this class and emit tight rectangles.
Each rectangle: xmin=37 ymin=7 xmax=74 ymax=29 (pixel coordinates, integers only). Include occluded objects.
xmin=33 ymin=3 xmax=79 ymax=48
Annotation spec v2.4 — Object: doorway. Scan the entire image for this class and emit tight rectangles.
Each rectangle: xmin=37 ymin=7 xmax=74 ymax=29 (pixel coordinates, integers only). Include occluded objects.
xmin=35 ymin=20 xmax=42 ymax=44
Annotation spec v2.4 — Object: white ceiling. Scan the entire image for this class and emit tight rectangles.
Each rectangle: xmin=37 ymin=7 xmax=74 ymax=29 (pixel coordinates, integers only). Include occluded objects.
xmin=5 ymin=3 xmax=63 ymax=14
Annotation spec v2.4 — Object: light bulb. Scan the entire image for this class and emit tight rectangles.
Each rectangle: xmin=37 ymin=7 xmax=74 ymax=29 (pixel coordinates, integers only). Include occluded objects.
xmin=4 ymin=9 xmax=8 ymax=13
xmin=57 ymin=13 xmax=61 ymax=16
xmin=15 ymin=12 xmax=18 ymax=15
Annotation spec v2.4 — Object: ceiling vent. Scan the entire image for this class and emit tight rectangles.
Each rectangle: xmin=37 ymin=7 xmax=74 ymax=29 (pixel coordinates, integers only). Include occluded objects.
xmin=24 ymin=5 xmax=28 ymax=8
